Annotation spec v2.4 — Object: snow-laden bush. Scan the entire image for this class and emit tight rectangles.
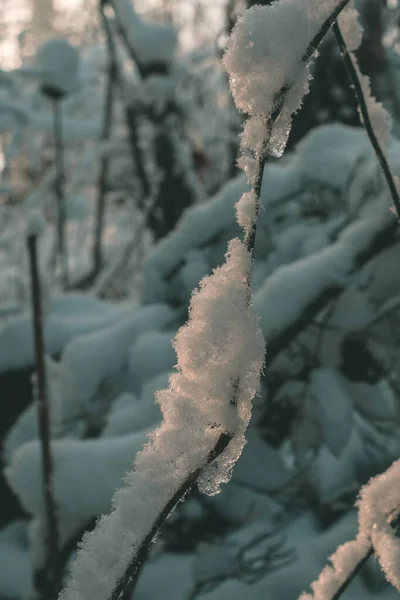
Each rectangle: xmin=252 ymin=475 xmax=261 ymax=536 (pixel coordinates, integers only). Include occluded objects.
xmin=2 ymin=1 xmax=400 ymax=600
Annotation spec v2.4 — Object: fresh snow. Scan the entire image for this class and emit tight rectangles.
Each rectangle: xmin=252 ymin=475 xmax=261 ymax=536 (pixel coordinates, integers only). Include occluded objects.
xmin=19 ymin=39 xmax=80 ymax=97
xmin=298 ymin=459 xmax=400 ymax=599
xmin=58 ymin=303 xmax=176 ymax=423
xmin=223 ymin=1 xmax=343 ymax=118
xmin=0 ymin=293 xmax=134 ymax=373
xmin=58 ymin=238 xmax=265 ymax=600
xmin=0 ymin=521 xmax=32 ymax=600
xmin=253 ymin=203 xmax=394 ymax=349
xmin=5 ymin=430 xmax=151 ymax=546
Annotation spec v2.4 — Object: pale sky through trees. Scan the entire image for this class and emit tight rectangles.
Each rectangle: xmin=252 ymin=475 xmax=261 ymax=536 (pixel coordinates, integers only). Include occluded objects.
xmin=0 ymin=0 xmax=228 ymax=68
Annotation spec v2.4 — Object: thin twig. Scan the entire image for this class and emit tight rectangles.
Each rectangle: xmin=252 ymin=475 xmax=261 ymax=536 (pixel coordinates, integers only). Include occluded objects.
xmin=330 ymin=547 xmax=373 ymax=600
xmin=52 ymin=99 xmax=69 ymax=288
xmin=362 ymin=294 xmax=400 ymax=331
xmin=100 ymin=1 xmax=152 ymax=204
xmin=93 ymin=1 xmax=119 ymax=276
xmin=111 ymin=433 xmax=233 ymax=600
xmin=107 ymin=0 xmax=146 ymax=79
xmin=267 ymin=218 xmax=398 ymax=364
xmin=333 ymin=21 xmax=400 ymax=218
xmin=27 ymin=232 xmax=61 ymax=600
xmin=327 ymin=514 xmax=400 ymax=600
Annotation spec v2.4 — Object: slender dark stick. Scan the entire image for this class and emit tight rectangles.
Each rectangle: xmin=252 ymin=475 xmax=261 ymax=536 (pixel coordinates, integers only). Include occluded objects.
xmin=100 ymin=1 xmax=151 ymax=203
xmin=52 ymin=99 xmax=69 ymax=288
xmin=27 ymin=233 xmax=61 ymax=600
xmin=328 ymin=514 xmax=400 ymax=600
xmin=329 ymin=547 xmax=373 ymax=600
xmin=333 ymin=21 xmax=400 ymax=218
xmin=108 ymin=0 xmax=145 ymax=78
xmin=319 ymin=27 xmax=400 ymax=584
xmin=93 ymin=1 xmax=118 ymax=276
xmin=111 ymin=433 xmax=233 ymax=600
xmin=304 ymin=0 xmax=351 ymax=62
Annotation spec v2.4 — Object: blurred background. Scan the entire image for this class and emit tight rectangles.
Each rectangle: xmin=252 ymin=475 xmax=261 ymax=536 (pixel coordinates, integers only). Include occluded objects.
xmin=0 ymin=1 xmax=400 ymax=599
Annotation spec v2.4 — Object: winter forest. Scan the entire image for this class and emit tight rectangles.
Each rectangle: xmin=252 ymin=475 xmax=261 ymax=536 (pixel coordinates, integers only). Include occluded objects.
xmin=1 ymin=0 xmax=400 ymax=599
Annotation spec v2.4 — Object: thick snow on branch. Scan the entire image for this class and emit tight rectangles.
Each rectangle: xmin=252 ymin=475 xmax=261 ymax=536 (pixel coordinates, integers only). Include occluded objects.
xmin=357 ymin=458 xmax=400 ymax=590
xmin=59 ymin=239 xmax=264 ymax=600
xmin=336 ymin=1 xmax=363 ymax=50
xmin=223 ymin=0 xmax=351 ymax=164
xmin=224 ymin=0 xmax=351 ymax=226
xmin=223 ymin=0 xmax=344 ymax=118
xmin=298 ymin=459 xmax=400 ymax=600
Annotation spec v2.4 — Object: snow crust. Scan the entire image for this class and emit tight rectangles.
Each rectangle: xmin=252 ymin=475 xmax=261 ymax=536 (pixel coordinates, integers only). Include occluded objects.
xmin=357 ymin=459 xmax=400 ymax=590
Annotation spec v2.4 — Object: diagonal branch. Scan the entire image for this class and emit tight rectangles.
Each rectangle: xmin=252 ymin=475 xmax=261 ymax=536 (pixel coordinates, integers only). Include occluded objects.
xmin=315 ymin=510 xmax=400 ymax=600
xmin=265 ymin=217 xmax=398 ymax=364
xmin=59 ymin=4 xmax=357 ymax=600
xmin=111 ymin=433 xmax=232 ymax=600
xmin=332 ymin=21 xmax=400 ymax=218
xmin=92 ymin=0 xmax=119 ymax=277
xmin=27 ymin=232 xmax=61 ymax=600
xmin=108 ymin=3 xmax=357 ymax=598
xmin=245 ymin=0 xmax=352 ymax=257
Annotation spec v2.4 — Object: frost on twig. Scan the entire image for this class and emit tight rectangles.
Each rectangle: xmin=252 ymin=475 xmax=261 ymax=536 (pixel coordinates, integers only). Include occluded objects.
xmin=298 ymin=459 xmax=400 ymax=600
xmin=337 ymin=2 xmax=391 ymax=147
xmin=58 ymin=5 xmax=271 ymax=597
xmin=334 ymin=2 xmax=400 ymax=218
xmin=59 ymin=3 xmax=357 ymax=600
xmin=27 ymin=227 xmax=61 ymax=600
xmin=58 ymin=240 xmax=265 ymax=600
xmin=223 ymin=0 xmax=352 ymax=249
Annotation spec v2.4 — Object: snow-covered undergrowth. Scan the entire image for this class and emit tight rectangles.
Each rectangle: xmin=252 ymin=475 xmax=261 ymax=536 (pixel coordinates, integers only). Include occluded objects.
xmin=1 ymin=0 xmax=400 ymax=599
xmin=2 ymin=120 xmax=400 ymax=599
xmin=0 ymin=5 xmax=237 ymax=305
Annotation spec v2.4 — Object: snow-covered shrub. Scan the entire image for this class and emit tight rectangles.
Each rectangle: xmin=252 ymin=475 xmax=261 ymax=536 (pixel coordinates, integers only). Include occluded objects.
xmin=0 ymin=2 xmax=244 ymax=302
xmin=2 ymin=1 xmax=400 ymax=600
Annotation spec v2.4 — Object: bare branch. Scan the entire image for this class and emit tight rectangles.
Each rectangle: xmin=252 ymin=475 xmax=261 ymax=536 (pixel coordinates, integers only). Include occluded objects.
xmin=27 ymin=231 xmax=61 ymax=600
xmin=333 ymin=21 xmax=400 ymax=218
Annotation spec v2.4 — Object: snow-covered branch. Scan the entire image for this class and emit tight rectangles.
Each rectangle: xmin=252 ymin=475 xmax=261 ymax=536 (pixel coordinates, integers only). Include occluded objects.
xmin=257 ymin=206 xmax=398 ymax=364
xmin=56 ymin=2 xmax=380 ymax=600
xmin=298 ymin=459 xmax=400 ymax=600
xmin=58 ymin=239 xmax=264 ymax=600
xmin=224 ymin=0 xmax=352 ymax=253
